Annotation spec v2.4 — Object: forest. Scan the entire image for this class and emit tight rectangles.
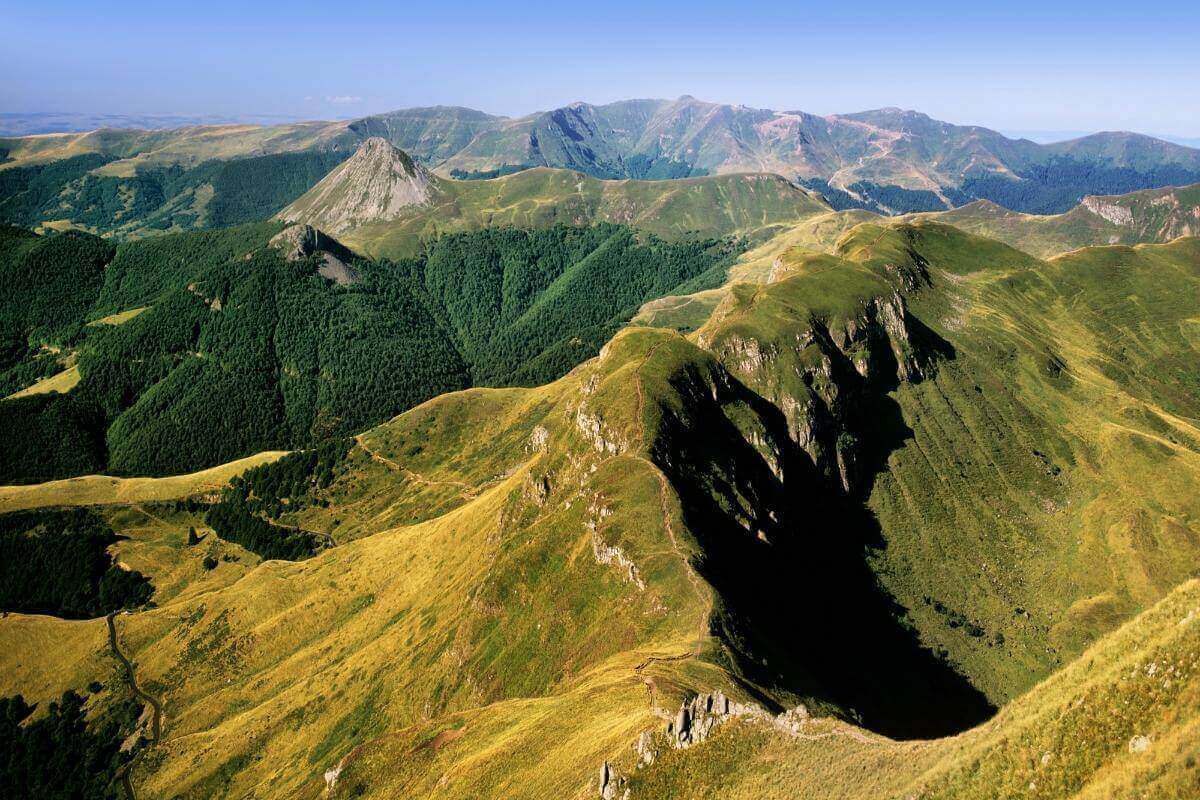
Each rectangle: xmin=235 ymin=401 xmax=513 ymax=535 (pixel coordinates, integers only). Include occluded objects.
xmin=0 ymin=150 xmax=351 ymax=234
xmin=0 ymin=221 xmax=740 ymax=481
xmin=0 ymin=508 xmax=152 ymax=618
xmin=0 ymin=691 xmax=142 ymax=800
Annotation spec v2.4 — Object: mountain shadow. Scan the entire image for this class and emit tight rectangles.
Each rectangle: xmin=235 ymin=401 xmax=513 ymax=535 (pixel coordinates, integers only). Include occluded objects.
xmin=651 ymin=355 xmax=994 ymax=740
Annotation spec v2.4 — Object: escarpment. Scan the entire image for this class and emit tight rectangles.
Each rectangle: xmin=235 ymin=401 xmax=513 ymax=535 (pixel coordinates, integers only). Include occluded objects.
xmin=700 ymin=244 xmax=948 ymax=498
xmin=627 ymin=244 xmax=992 ymax=736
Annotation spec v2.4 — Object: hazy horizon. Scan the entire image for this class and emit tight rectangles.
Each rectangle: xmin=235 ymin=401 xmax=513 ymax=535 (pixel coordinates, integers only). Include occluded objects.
xmin=1 ymin=105 xmax=1198 ymax=150
xmin=4 ymin=1 xmax=1198 ymax=140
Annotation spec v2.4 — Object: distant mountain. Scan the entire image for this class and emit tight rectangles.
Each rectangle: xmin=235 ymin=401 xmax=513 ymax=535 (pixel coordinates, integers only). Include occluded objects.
xmin=3 ymin=99 xmax=1199 ymax=233
xmin=278 ymin=138 xmax=440 ymax=234
xmin=425 ymin=99 xmax=1200 ymax=214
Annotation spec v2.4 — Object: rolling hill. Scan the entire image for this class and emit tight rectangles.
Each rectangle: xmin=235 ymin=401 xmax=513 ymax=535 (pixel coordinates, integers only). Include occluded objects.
xmin=4 ymin=100 xmax=1200 ymax=240
xmin=0 ymin=219 xmax=1197 ymax=798
xmin=279 ymin=139 xmax=831 ymax=258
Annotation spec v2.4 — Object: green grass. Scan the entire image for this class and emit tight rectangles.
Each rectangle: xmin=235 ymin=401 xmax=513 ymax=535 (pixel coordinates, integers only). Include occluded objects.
xmin=327 ymin=168 xmax=829 ymax=260
xmin=0 ymin=217 xmax=1197 ymax=799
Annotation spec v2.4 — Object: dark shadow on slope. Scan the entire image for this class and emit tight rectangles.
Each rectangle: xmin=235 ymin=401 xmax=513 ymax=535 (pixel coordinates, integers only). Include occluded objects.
xmin=652 ymin=360 xmax=994 ymax=740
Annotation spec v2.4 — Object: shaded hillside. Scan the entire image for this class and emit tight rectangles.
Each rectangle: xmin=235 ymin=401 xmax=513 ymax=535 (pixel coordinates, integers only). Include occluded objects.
xmin=1 ymin=224 xmax=1197 ymax=799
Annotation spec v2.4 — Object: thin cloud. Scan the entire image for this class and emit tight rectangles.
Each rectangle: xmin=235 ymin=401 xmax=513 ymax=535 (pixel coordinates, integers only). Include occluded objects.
xmin=326 ymin=95 xmax=363 ymax=105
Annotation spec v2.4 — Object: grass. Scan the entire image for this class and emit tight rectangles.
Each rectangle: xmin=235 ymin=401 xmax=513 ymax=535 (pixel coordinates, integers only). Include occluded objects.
xmin=0 ymin=217 xmax=1197 ymax=799
xmin=86 ymin=306 xmax=149 ymax=326
xmin=4 ymin=365 xmax=80 ymax=399
xmin=0 ymin=450 xmax=286 ymax=513
xmin=321 ymin=168 xmax=829 ymax=260
xmin=913 ymin=183 xmax=1200 ymax=257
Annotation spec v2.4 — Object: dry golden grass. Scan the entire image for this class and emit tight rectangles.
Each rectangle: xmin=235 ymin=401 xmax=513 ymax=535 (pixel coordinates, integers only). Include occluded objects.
xmin=0 ymin=450 xmax=286 ymax=513
xmin=5 ymin=365 xmax=80 ymax=399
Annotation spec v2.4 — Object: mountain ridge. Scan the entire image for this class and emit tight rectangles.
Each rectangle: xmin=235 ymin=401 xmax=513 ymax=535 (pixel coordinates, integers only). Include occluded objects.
xmin=5 ymin=98 xmax=1199 ymax=222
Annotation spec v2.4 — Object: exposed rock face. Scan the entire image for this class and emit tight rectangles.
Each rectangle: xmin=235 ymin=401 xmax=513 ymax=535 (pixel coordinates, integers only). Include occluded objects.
xmin=269 ymin=224 xmax=360 ymax=285
xmin=593 ymin=691 xmax=817 ymax=794
xmin=664 ymin=690 xmax=760 ymax=749
xmin=278 ymin=137 xmax=437 ymax=234
xmin=1082 ymin=196 xmax=1134 ymax=226
xmin=716 ymin=289 xmax=937 ymax=495
xmin=270 ymin=224 xmax=355 ymax=262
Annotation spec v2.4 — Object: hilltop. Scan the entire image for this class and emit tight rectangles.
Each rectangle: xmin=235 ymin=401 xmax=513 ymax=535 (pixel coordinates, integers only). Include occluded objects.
xmin=278 ymin=138 xmax=440 ymax=234
xmin=1 ymin=219 xmax=1198 ymax=798
xmin=4 ymin=100 xmax=1200 ymax=240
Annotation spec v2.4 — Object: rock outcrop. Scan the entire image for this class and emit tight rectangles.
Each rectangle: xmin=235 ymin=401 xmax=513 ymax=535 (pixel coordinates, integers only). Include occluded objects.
xmin=1082 ymin=196 xmax=1134 ymax=226
xmin=270 ymin=224 xmax=360 ymax=285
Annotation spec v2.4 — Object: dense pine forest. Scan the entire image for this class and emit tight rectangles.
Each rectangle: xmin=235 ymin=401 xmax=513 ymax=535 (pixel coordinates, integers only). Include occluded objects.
xmin=0 ymin=508 xmax=152 ymax=617
xmin=0 ymin=221 xmax=741 ymax=482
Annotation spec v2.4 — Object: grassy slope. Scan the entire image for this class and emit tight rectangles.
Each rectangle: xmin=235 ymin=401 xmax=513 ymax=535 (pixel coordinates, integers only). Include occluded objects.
xmin=328 ymin=168 xmax=830 ymax=259
xmin=0 ymin=450 xmax=285 ymax=514
xmin=0 ymin=224 xmax=1197 ymax=799
xmin=921 ymin=183 xmax=1200 ymax=257
xmin=624 ymin=577 xmax=1200 ymax=799
xmin=696 ymin=226 xmax=1200 ymax=701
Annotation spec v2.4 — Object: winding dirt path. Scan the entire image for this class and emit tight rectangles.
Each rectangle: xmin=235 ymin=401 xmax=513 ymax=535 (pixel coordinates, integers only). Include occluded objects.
xmin=626 ymin=340 xmax=713 ymax=708
xmin=355 ymin=435 xmax=479 ymax=499
xmin=107 ymin=612 xmax=163 ymax=800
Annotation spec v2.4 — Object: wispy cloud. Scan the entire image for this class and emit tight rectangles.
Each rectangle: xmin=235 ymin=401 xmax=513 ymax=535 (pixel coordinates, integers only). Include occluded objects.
xmin=326 ymin=95 xmax=363 ymax=105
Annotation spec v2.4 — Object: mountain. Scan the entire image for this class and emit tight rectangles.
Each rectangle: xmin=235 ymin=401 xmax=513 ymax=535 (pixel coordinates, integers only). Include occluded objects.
xmin=278 ymin=138 xmax=440 ymax=234
xmin=280 ymin=152 xmax=830 ymax=259
xmin=4 ymin=100 xmax=1200 ymax=239
xmin=2 ymin=219 xmax=1198 ymax=797
xmin=0 ymin=219 xmax=744 ymax=481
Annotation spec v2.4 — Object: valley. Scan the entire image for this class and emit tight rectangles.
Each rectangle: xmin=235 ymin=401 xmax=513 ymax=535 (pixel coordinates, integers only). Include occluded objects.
xmin=0 ymin=103 xmax=1198 ymax=800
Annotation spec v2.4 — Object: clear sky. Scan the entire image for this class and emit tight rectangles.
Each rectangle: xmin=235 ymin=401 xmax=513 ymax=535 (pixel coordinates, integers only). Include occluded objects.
xmin=4 ymin=0 xmax=1198 ymax=138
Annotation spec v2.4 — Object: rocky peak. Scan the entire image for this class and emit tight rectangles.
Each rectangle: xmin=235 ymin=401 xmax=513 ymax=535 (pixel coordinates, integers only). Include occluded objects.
xmin=269 ymin=224 xmax=359 ymax=285
xmin=269 ymin=224 xmax=353 ymax=262
xmin=277 ymin=137 xmax=437 ymax=234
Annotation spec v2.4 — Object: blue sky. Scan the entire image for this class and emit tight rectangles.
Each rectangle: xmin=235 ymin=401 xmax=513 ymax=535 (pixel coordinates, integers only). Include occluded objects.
xmin=3 ymin=0 xmax=1198 ymax=138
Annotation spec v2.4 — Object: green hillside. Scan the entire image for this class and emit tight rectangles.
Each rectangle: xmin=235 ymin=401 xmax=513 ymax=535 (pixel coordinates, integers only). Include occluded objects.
xmin=0 ymin=221 xmax=742 ymax=480
xmin=319 ymin=166 xmax=830 ymax=259
xmin=1 ymin=220 xmax=1196 ymax=799
xmin=926 ymin=183 xmax=1200 ymax=256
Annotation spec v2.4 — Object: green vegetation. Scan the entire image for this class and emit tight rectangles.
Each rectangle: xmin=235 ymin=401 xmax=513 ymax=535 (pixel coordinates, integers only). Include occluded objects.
xmin=200 ymin=440 xmax=353 ymax=560
xmin=0 ymin=393 xmax=106 ymax=483
xmin=1 ymin=121 xmax=1200 ymax=798
xmin=0 ymin=150 xmax=351 ymax=236
xmin=0 ymin=225 xmax=114 ymax=398
xmin=205 ymin=500 xmax=324 ymax=561
xmin=0 ymin=690 xmax=142 ymax=800
xmin=0 ymin=154 xmax=117 ymax=227
xmin=324 ymin=168 xmax=827 ymax=260
xmin=961 ymin=156 xmax=1200 ymax=214
xmin=417 ymin=224 xmax=741 ymax=384
xmin=0 ymin=508 xmax=152 ymax=617
xmin=0 ymin=219 xmax=738 ymax=481
xmin=0 ymin=225 xmax=114 ymax=341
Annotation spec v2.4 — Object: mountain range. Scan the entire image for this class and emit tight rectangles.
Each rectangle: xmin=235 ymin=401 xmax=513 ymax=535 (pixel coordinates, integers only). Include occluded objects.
xmin=4 ymin=97 xmax=1200 ymax=237
xmin=1 ymin=97 xmax=1200 ymax=800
